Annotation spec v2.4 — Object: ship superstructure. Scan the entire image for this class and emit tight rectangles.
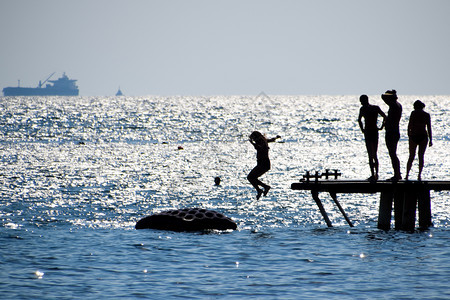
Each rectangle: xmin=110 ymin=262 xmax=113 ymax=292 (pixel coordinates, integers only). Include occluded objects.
xmin=2 ymin=72 xmax=79 ymax=96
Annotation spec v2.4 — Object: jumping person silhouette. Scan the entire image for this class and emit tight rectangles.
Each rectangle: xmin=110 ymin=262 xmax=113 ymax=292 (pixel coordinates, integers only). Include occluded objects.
xmin=247 ymin=131 xmax=281 ymax=200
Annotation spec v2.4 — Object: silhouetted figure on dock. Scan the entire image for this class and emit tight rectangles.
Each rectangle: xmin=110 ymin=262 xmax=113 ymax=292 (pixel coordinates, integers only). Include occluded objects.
xmin=358 ymin=94 xmax=386 ymax=181
xmin=247 ymin=131 xmax=281 ymax=200
xmin=405 ymin=100 xmax=433 ymax=181
xmin=382 ymin=90 xmax=402 ymax=181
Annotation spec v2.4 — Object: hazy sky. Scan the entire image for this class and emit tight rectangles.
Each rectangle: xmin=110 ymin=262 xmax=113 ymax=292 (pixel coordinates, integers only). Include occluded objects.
xmin=1 ymin=0 xmax=449 ymax=96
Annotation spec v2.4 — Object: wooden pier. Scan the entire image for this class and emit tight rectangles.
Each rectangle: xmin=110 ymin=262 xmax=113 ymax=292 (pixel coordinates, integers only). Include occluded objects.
xmin=291 ymin=171 xmax=450 ymax=231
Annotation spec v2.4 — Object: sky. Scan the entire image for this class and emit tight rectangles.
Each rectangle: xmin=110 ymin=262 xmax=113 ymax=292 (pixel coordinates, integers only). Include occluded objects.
xmin=1 ymin=0 xmax=449 ymax=96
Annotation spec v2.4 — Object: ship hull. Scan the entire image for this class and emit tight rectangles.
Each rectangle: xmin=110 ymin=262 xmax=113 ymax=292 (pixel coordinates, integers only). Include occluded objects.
xmin=3 ymin=87 xmax=79 ymax=96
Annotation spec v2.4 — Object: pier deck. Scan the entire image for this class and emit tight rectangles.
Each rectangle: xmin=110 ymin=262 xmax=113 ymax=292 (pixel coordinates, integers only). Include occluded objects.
xmin=291 ymin=180 xmax=450 ymax=193
xmin=291 ymin=179 xmax=450 ymax=230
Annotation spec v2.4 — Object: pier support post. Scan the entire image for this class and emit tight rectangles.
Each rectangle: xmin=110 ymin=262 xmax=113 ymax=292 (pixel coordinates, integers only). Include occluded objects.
xmin=378 ymin=191 xmax=393 ymax=230
xmin=311 ymin=190 xmax=333 ymax=227
xmin=401 ymin=188 xmax=417 ymax=231
xmin=394 ymin=189 xmax=405 ymax=230
xmin=329 ymin=192 xmax=354 ymax=227
xmin=418 ymin=188 xmax=432 ymax=229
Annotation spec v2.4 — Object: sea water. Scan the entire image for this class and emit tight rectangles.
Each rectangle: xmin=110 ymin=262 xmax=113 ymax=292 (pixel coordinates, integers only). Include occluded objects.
xmin=0 ymin=95 xmax=449 ymax=299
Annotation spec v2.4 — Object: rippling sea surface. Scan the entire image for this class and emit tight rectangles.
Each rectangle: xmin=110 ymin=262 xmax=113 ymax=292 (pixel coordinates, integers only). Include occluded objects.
xmin=1 ymin=95 xmax=449 ymax=299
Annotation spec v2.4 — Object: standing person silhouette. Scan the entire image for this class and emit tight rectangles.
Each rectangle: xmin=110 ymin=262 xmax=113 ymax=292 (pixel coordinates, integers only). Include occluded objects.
xmin=247 ymin=131 xmax=281 ymax=200
xmin=358 ymin=95 xmax=386 ymax=181
xmin=381 ymin=90 xmax=402 ymax=181
xmin=405 ymin=100 xmax=433 ymax=180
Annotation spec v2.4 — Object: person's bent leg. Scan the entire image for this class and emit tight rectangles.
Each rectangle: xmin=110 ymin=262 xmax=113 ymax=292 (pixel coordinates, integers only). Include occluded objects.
xmin=417 ymin=140 xmax=428 ymax=180
xmin=247 ymin=165 xmax=268 ymax=199
xmin=406 ymin=140 xmax=417 ymax=180
xmin=247 ymin=169 xmax=261 ymax=190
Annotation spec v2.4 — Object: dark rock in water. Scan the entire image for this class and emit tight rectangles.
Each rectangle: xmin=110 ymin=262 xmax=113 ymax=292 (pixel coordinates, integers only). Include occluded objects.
xmin=135 ymin=208 xmax=237 ymax=231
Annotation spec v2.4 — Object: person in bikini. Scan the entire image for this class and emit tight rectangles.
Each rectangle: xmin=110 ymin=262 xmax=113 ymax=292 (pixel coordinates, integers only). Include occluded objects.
xmin=358 ymin=95 xmax=386 ymax=181
xmin=405 ymin=100 xmax=433 ymax=180
xmin=247 ymin=131 xmax=281 ymax=200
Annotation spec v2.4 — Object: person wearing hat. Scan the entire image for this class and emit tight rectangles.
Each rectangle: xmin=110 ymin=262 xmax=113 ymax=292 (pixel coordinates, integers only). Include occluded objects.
xmin=405 ymin=100 xmax=433 ymax=180
xmin=381 ymin=90 xmax=402 ymax=181
xmin=358 ymin=94 xmax=386 ymax=181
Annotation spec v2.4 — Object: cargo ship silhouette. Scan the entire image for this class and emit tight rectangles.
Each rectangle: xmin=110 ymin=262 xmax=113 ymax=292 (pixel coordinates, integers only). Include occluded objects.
xmin=3 ymin=72 xmax=79 ymax=96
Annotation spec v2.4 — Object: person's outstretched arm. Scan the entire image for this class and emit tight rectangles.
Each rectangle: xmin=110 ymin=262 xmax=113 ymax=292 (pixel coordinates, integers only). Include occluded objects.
xmin=267 ymin=135 xmax=281 ymax=143
xmin=427 ymin=113 xmax=433 ymax=146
